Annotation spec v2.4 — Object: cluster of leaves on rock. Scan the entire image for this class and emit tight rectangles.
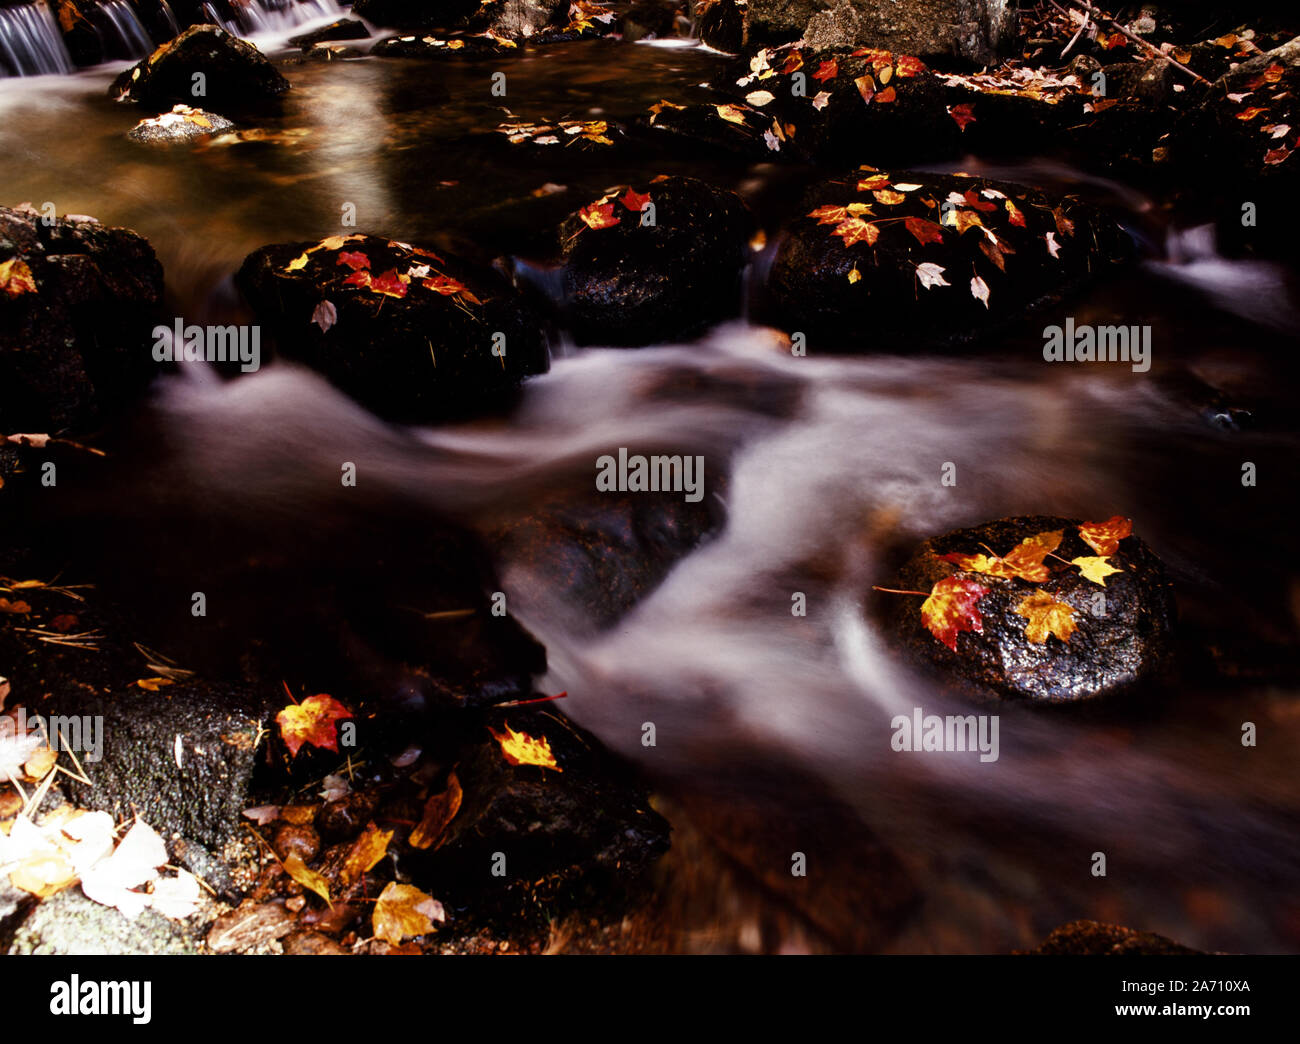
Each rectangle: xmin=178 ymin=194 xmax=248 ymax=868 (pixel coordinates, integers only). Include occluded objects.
xmin=1223 ymin=61 xmax=1295 ymax=166
xmin=576 ymin=184 xmax=655 ymax=232
xmin=888 ymin=516 xmax=1133 ymax=652
xmin=806 ymin=170 xmax=1073 ymax=303
xmin=265 ymin=689 xmax=560 ymax=946
xmin=280 ymin=235 xmax=484 ymax=333
xmin=496 ymin=117 xmax=614 ymax=148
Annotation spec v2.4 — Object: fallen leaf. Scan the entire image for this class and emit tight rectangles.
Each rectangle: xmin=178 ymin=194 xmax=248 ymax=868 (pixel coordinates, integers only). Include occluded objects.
xmin=409 ymin=771 xmax=462 ymax=850
xmin=745 ymin=90 xmax=775 ymax=106
xmin=1237 ymin=107 xmax=1267 ymax=121
xmin=876 ymin=85 xmax=896 ymax=103
xmin=970 ymin=275 xmax=990 ymax=308
xmin=904 ymin=217 xmax=944 ymax=245
xmin=920 ymin=577 xmax=989 ymax=652
xmin=620 ymin=188 xmax=651 ymax=213
xmin=276 ymin=694 xmax=353 ymax=757
xmin=341 ymin=822 xmax=393 ymax=886
xmin=914 ymin=262 xmax=950 ymax=289
xmin=578 ymin=201 xmax=620 ymax=230
xmin=831 ymin=216 xmax=879 ymax=247
xmin=1045 ymin=231 xmax=1062 ymax=258
xmin=0 ymin=257 xmax=37 ymax=298
xmin=311 ymin=300 xmax=337 ymax=332
xmin=811 ymin=91 xmax=831 ymax=110
xmin=948 ymin=103 xmax=976 ymax=131
xmin=873 ymin=188 xmax=906 ymax=205
xmin=812 ymin=59 xmax=838 ymax=83
xmin=488 ymin=723 xmax=561 ymax=771
xmin=283 ymin=852 xmax=331 ymax=904
xmin=1077 ymin=516 xmax=1132 ymax=556
xmin=373 ymin=882 xmax=443 ymax=945
xmin=939 ymin=529 xmax=1062 ymax=583
xmin=1071 ymin=555 xmax=1122 ymax=585
xmin=715 ymin=103 xmax=748 ymax=125
xmin=1014 ymin=590 xmax=1077 ymax=644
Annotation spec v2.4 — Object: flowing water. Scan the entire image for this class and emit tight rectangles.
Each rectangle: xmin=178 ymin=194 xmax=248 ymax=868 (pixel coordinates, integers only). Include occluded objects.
xmin=2 ymin=39 xmax=1299 ymax=953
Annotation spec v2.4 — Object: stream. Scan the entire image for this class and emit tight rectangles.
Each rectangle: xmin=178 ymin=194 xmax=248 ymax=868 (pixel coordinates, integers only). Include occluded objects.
xmin=3 ymin=27 xmax=1299 ymax=953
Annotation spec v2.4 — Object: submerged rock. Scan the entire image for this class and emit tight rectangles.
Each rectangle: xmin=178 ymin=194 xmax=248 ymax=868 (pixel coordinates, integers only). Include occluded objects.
xmin=287 ymin=17 xmax=371 ymax=50
xmin=234 ymin=233 xmax=549 ymax=422
xmin=0 ymin=206 xmax=163 ymax=435
xmin=109 ymin=25 xmax=289 ymax=112
xmin=127 ymin=104 xmax=234 ymax=144
xmin=371 ymin=30 xmax=524 ymax=60
xmin=558 ymin=175 xmax=754 ymax=346
xmin=765 ymin=171 xmax=1130 ymax=350
xmin=881 ymin=515 xmax=1176 ymax=703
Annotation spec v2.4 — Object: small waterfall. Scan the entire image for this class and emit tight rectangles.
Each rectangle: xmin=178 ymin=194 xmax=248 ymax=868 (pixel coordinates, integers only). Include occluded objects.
xmin=0 ymin=3 xmax=75 ymax=76
xmin=210 ymin=0 xmax=341 ymax=38
xmin=92 ymin=0 xmax=153 ymax=59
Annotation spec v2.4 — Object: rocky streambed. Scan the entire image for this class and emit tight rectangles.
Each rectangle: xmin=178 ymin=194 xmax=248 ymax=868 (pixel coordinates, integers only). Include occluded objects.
xmin=2 ymin=1 xmax=1300 ymax=954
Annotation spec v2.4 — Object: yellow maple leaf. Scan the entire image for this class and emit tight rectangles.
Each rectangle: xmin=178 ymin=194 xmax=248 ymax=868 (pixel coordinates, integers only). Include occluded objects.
xmin=715 ymin=104 xmax=748 ymax=125
xmin=0 ymin=257 xmax=38 ymax=298
xmin=283 ymin=852 xmax=331 ymax=904
xmin=488 ymin=723 xmax=561 ymax=771
xmin=1014 ymin=590 xmax=1077 ymax=644
xmin=1071 ymin=555 xmax=1121 ymax=586
xmin=373 ymin=882 xmax=442 ymax=945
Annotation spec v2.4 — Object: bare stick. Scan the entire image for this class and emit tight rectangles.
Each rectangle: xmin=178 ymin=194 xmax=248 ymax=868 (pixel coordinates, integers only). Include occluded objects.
xmin=1046 ymin=0 xmax=1212 ymax=86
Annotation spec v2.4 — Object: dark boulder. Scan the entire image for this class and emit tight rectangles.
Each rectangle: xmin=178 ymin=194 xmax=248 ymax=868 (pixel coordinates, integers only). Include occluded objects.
xmin=719 ymin=44 xmax=955 ymax=166
xmin=695 ymin=0 xmax=742 ymax=52
xmin=410 ymin=707 xmax=670 ymax=898
xmin=287 ymin=17 xmax=371 ymax=50
xmin=880 ymin=515 xmax=1176 ymax=703
xmin=765 ymin=171 xmax=1131 ymax=350
xmin=0 ymin=206 xmax=163 ymax=435
xmin=109 ymin=25 xmax=289 ymax=112
xmin=234 ymin=233 xmax=549 ymax=422
xmin=126 ymin=104 xmax=234 ymax=144
xmin=558 ymin=175 xmax=754 ymax=346
xmin=1022 ymin=919 xmax=1201 ymax=955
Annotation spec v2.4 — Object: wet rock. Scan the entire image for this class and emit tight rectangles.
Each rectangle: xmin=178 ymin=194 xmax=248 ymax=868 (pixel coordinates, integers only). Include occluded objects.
xmin=470 ymin=0 xmax=568 ymax=38
xmin=1165 ymin=57 xmax=1298 ymax=259
xmin=109 ymin=25 xmax=290 ymax=112
xmin=718 ymin=44 xmax=955 ymax=167
xmin=637 ymin=98 xmax=811 ymax=164
xmin=695 ymin=0 xmax=742 ymax=53
xmin=765 ymin=171 xmax=1130 ymax=351
xmin=282 ymin=929 xmax=350 ymax=954
xmin=6 ymin=889 xmax=200 ymax=955
xmin=798 ymin=0 xmax=1015 ymax=65
xmin=622 ymin=0 xmax=682 ymax=42
xmin=558 ymin=175 xmax=754 ymax=346
xmin=234 ymin=233 xmax=549 ymax=423
xmin=716 ymin=0 xmax=1015 ymax=65
xmin=0 ymin=206 xmax=163 ymax=435
xmin=371 ymin=31 xmax=524 ymax=61
xmin=273 ymin=823 xmax=321 ymax=863
xmin=207 ymin=899 xmax=297 ymax=953
xmin=1024 ymin=919 xmax=1201 ymax=955
xmin=127 ymin=104 xmax=235 ymax=144
xmin=317 ymin=791 xmax=381 ymax=841
xmin=54 ymin=0 xmax=104 ymax=67
xmin=881 ymin=515 xmax=1176 ymax=703
xmin=287 ymin=17 xmax=371 ymax=50
xmin=410 ymin=707 xmax=670 ymax=898
xmin=486 ymin=486 xmax=721 ymax=630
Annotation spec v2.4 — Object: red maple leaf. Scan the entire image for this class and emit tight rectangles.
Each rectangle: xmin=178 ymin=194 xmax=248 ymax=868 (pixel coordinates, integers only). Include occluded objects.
xmin=336 ymin=251 xmax=370 ymax=271
xmin=620 ymin=188 xmax=652 ymax=213
xmin=812 ymin=59 xmax=839 ymax=83
xmin=904 ymin=217 xmax=945 ymax=245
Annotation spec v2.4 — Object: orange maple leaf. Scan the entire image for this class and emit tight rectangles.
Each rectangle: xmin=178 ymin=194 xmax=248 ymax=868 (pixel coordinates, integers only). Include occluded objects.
xmin=578 ymin=202 xmax=620 ymax=230
xmin=0 ymin=257 xmax=37 ymax=298
xmin=276 ymin=694 xmax=353 ymax=757
xmin=832 ymin=216 xmax=879 ymax=247
xmin=920 ymin=576 xmax=989 ymax=652
xmin=939 ymin=530 xmax=1063 ymax=583
xmin=488 ymin=723 xmax=562 ymax=771
xmin=1077 ymin=516 xmax=1132 ymax=556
